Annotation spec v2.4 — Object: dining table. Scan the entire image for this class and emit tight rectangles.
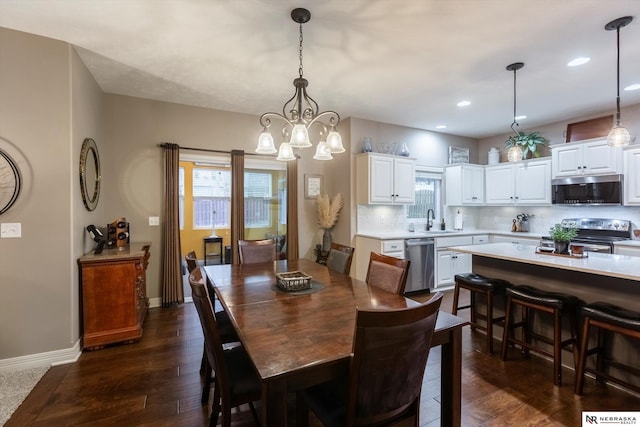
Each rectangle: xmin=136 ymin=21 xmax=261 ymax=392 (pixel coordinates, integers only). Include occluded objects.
xmin=204 ymin=258 xmax=465 ymax=427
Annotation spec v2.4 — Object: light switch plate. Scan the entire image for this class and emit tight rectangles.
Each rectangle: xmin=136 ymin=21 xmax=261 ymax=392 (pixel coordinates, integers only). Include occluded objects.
xmin=148 ymin=216 xmax=160 ymax=226
xmin=1 ymin=223 xmax=22 ymax=238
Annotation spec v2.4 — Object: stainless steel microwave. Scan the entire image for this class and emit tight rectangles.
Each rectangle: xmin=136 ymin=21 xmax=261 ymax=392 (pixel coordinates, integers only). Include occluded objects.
xmin=551 ymin=174 xmax=623 ymax=205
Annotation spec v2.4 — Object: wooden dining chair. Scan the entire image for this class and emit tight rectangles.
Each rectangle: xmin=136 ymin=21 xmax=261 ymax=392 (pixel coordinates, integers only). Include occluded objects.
xmin=298 ymin=292 xmax=444 ymax=427
xmin=189 ymin=279 xmax=261 ymax=427
xmin=238 ymin=239 xmax=276 ymax=264
xmin=365 ymin=252 xmax=411 ymax=295
xmin=185 ymin=250 xmax=198 ymax=274
xmin=188 ymin=267 xmax=239 ymax=404
xmin=326 ymin=242 xmax=355 ymax=275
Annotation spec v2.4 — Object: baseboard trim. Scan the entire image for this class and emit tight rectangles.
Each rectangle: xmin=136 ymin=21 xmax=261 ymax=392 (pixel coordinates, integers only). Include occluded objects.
xmin=149 ymin=297 xmax=192 ymax=307
xmin=0 ymin=340 xmax=81 ymax=372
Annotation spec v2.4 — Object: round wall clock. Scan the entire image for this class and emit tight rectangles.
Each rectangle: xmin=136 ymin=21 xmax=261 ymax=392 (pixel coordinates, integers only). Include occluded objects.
xmin=0 ymin=149 xmax=22 ymax=215
xmin=79 ymin=138 xmax=101 ymax=211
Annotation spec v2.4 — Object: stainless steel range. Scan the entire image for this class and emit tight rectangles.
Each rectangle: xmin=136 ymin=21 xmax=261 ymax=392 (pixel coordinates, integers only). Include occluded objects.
xmin=540 ymin=218 xmax=634 ymax=254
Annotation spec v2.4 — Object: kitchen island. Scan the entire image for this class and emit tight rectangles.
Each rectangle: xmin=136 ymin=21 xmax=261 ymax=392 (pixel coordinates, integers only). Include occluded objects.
xmin=448 ymin=242 xmax=640 ymax=390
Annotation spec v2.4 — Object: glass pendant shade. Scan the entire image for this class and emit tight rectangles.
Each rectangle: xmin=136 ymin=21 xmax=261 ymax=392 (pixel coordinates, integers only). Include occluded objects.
xmin=313 ymin=141 xmax=333 ymax=160
xmin=256 ymin=131 xmax=277 ymax=154
xmin=289 ymin=124 xmax=312 ymax=148
xmin=607 ymin=125 xmax=631 ymax=147
xmin=276 ymin=142 xmax=296 ymax=161
xmin=507 ymin=145 xmax=523 ymax=162
xmin=326 ymin=129 xmax=345 ymax=153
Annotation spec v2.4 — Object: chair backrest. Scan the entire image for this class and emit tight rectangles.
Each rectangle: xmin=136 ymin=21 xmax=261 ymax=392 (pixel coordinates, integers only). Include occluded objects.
xmin=238 ymin=239 xmax=276 ymax=264
xmin=189 ymin=278 xmax=232 ymax=400
xmin=326 ymin=242 xmax=355 ymax=275
xmin=347 ymin=292 xmax=443 ymax=426
xmin=365 ymin=252 xmax=411 ymax=295
xmin=185 ymin=250 xmax=198 ymax=273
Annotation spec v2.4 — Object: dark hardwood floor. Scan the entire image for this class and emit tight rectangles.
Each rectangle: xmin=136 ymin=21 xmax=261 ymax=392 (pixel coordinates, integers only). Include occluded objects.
xmin=7 ymin=289 xmax=639 ymax=426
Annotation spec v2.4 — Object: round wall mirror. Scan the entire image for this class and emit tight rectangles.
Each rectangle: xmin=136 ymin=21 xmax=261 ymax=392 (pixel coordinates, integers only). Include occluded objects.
xmin=79 ymin=138 xmax=101 ymax=211
xmin=0 ymin=149 xmax=22 ymax=215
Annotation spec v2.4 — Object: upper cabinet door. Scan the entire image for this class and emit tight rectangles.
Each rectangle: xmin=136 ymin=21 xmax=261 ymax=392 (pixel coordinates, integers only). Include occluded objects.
xmin=515 ymin=160 xmax=551 ymax=204
xmin=485 ymin=164 xmax=516 ymax=204
xmin=356 ymin=153 xmax=416 ymax=205
xmin=624 ymin=147 xmax=640 ymax=205
xmin=552 ymin=138 xmax=622 ymax=178
xmin=445 ymin=164 xmax=484 ymax=206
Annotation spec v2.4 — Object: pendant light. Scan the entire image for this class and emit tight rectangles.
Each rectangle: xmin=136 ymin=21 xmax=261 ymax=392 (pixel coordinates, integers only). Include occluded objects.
xmin=605 ymin=16 xmax=633 ymax=147
xmin=506 ymin=62 xmax=524 ymax=162
xmin=257 ymin=8 xmax=343 ymax=160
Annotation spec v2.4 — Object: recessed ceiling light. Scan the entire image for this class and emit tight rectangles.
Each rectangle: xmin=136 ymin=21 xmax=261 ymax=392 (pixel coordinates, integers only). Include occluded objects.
xmin=515 ymin=115 xmax=527 ymax=120
xmin=457 ymin=100 xmax=471 ymax=107
xmin=624 ymin=83 xmax=640 ymax=91
xmin=568 ymin=57 xmax=591 ymax=67
xmin=436 ymin=125 xmax=447 ymax=129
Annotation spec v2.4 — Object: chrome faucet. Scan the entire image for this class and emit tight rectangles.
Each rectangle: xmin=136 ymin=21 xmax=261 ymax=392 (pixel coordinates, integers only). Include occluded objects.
xmin=426 ymin=209 xmax=436 ymax=231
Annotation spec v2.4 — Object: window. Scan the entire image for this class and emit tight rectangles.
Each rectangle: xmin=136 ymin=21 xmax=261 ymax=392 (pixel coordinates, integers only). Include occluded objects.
xmin=191 ymin=168 xmax=273 ymax=229
xmin=407 ymin=170 xmax=442 ymax=221
xmin=178 ymin=167 xmax=184 ymax=229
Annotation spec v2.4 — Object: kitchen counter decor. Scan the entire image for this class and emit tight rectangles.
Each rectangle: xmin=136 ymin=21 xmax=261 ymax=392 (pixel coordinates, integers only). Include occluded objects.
xmin=316 ymin=193 xmax=343 ymax=253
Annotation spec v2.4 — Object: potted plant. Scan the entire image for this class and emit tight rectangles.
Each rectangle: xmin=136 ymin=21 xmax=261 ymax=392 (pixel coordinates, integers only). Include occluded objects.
xmin=549 ymin=223 xmax=577 ymax=254
xmin=505 ymin=131 xmax=547 ymax=160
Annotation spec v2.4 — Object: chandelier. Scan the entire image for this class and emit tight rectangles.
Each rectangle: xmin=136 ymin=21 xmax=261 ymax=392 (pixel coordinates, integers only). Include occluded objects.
xmin=506 ymin=62 xmax=525 ymax=162
xmin=605 ymin=16 xmax=633 ymax=147
xmin=255 ymin=8 xmax=344 ymax=161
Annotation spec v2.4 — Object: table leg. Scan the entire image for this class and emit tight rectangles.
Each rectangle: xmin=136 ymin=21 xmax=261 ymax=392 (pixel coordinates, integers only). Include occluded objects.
xmin=440 ymin=327 xmax=462 ymax=427
xmin=262 ymin=380 xmax=287 ymax=426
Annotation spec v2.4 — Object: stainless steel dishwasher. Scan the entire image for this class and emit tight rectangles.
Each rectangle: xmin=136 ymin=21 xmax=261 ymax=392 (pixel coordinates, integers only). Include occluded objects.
xmin=404 ymin=238 xmax=435 ymax=294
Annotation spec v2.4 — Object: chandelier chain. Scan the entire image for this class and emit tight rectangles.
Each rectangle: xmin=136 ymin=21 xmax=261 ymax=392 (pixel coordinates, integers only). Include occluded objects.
xmin=298 ymin=23 xmax=304 ymax=79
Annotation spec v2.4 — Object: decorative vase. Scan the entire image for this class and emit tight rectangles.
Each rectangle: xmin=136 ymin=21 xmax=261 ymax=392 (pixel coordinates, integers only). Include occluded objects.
xmin=554 ymin=241 xmax=569 ymax=254
xmin=322 ymin=228 xmax=332 ymax=252
xmin=362 ymin=137 xmax=373 ymax=153
xmin=398 ymin=142 xmax=410 ymax=157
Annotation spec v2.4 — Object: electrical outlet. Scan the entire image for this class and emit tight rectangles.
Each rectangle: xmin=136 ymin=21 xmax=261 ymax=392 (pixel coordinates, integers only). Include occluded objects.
xmin=1 ymin=223 xmax=21 ymax=238
xmin=148 ymin=216 xmax=160 ymax=226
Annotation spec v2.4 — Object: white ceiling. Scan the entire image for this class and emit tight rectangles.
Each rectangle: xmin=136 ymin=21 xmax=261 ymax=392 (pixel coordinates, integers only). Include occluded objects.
xmin=1 ymin=0 xmax=639 ymax=139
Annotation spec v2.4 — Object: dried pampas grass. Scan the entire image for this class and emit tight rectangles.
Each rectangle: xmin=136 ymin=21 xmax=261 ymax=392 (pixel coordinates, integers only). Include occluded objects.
xmin=316 ymin=193 xmax=343 ymax=229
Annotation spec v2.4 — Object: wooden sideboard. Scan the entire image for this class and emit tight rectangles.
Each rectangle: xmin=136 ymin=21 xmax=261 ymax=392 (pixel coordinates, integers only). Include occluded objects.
xmin=78 ymin=242 xmax=151 ymax=350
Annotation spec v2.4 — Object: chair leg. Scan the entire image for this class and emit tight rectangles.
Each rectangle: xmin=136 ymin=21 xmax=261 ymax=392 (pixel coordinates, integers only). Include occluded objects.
xmin=501 ymin=296 xmax=513 ymax=361
xmin=574 ymin=317 xmax=591 ymax=395
xmin=486 ymin=290 xmax=494 ymax=355
xmin=470 ymin=290 xmax=477 ymax=329
xmin=553 ymin=308 xmax=562 ymax=386
xmin=296 ymin=392 xmax=310 ymax=427
xmin=202 ymin=359 xmax=212 ymax=404
xmin=248 ymin=401 xmax=260 ymax=426
xmin=210 ymin=385 xmax=221 ymax=427
xmin=451 ymin=283 xmax=460 ymax=315
xmin=200 ymin=345 xmax=206 ymax=375
xmin=596 ymin=327 xmax=607 ymax=385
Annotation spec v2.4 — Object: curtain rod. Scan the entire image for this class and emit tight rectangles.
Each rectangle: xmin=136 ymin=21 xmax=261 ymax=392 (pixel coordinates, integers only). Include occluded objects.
xmin=157 ymin=143 xmax=273 ymax=157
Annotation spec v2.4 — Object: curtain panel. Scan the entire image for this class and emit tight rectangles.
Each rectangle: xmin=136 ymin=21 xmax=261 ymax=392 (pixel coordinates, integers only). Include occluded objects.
xmin=161 ymin=143 xmax=184 ymax=306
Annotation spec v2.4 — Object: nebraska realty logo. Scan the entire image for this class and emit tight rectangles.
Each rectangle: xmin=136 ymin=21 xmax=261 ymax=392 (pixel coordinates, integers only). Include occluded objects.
xmin=583 ymin=412 xmax=639 ymax=426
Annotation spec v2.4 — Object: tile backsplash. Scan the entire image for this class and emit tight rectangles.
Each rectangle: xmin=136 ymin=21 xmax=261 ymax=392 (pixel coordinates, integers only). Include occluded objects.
xmin=357 ymin=204 xmax=640 ymax=236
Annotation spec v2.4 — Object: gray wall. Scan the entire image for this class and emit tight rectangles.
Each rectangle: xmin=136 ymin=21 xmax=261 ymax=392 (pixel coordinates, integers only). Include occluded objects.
xmin=0 ymin=28 xmax=102 ymax=360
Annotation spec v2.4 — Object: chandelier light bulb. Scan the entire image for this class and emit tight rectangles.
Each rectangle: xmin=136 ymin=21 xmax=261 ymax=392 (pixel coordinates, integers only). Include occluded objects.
xmin=276 ymin=142 xmax=296 ymax=161
xmin=313 ymin=141 xmax=333 ymax=160
xmin=326 ymin=129 xmax=345 ymax=153
xmin=256 ymin=130 xmax=277 ymax=154
xmin=289 ymin=123 xmax=312 ymax=148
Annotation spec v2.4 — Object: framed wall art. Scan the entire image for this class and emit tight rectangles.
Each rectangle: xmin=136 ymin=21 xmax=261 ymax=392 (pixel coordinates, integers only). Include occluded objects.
xmin=448 ymin=146 xmax=470 ymax=164
xmin=304 ymin=174 xmax=323 ymax=199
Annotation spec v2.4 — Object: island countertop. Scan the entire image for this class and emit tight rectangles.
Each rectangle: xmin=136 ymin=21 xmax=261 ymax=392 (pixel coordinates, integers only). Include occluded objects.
xmin=448 ymin=242 xmax=640 ymax=282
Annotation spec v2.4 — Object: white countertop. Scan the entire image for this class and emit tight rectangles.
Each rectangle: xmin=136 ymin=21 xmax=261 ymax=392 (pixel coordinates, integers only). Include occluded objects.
xmin=449 ymin=242 xmax=640 ymax=282
xmin=355 ymin=229 xmax=544 ymax=240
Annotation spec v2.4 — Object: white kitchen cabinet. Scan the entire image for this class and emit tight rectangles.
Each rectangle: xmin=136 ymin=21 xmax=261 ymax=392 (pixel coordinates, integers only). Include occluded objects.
xmin=436 ymin=250 xmax=471 ymax=289
xmin=551 ymin=138 xmax=622 ymax=178
xmin=434 ymin=235 xmax=473 ymax=289
xmin=353 ymin=236 xmax=405 ymax=281
xmin=624 ymin=146 xmax=640 ymax=205
xmin=356 ymin=153 xmax=415 ymax=204
xmin=445 ymin=164 xmax=485 ymax=206
xmin=485 ymin=159 xmax=551 ymax=205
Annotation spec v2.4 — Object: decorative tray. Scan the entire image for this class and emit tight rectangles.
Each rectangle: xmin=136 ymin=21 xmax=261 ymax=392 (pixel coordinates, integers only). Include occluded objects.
xmin=535 ymin=248 xmax=588 ymax=259
xmin=275 ymin=271 xmax=312 ymax=292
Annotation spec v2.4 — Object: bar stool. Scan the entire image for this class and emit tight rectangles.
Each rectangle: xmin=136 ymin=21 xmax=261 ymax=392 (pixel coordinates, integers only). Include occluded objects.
xmin=452 ymin=273 xmax=512 ymax=354
xmin=574 ymin=302 xmax=640 ymax=395
xmin=501 ymin=285 xmax=582 ymax=386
